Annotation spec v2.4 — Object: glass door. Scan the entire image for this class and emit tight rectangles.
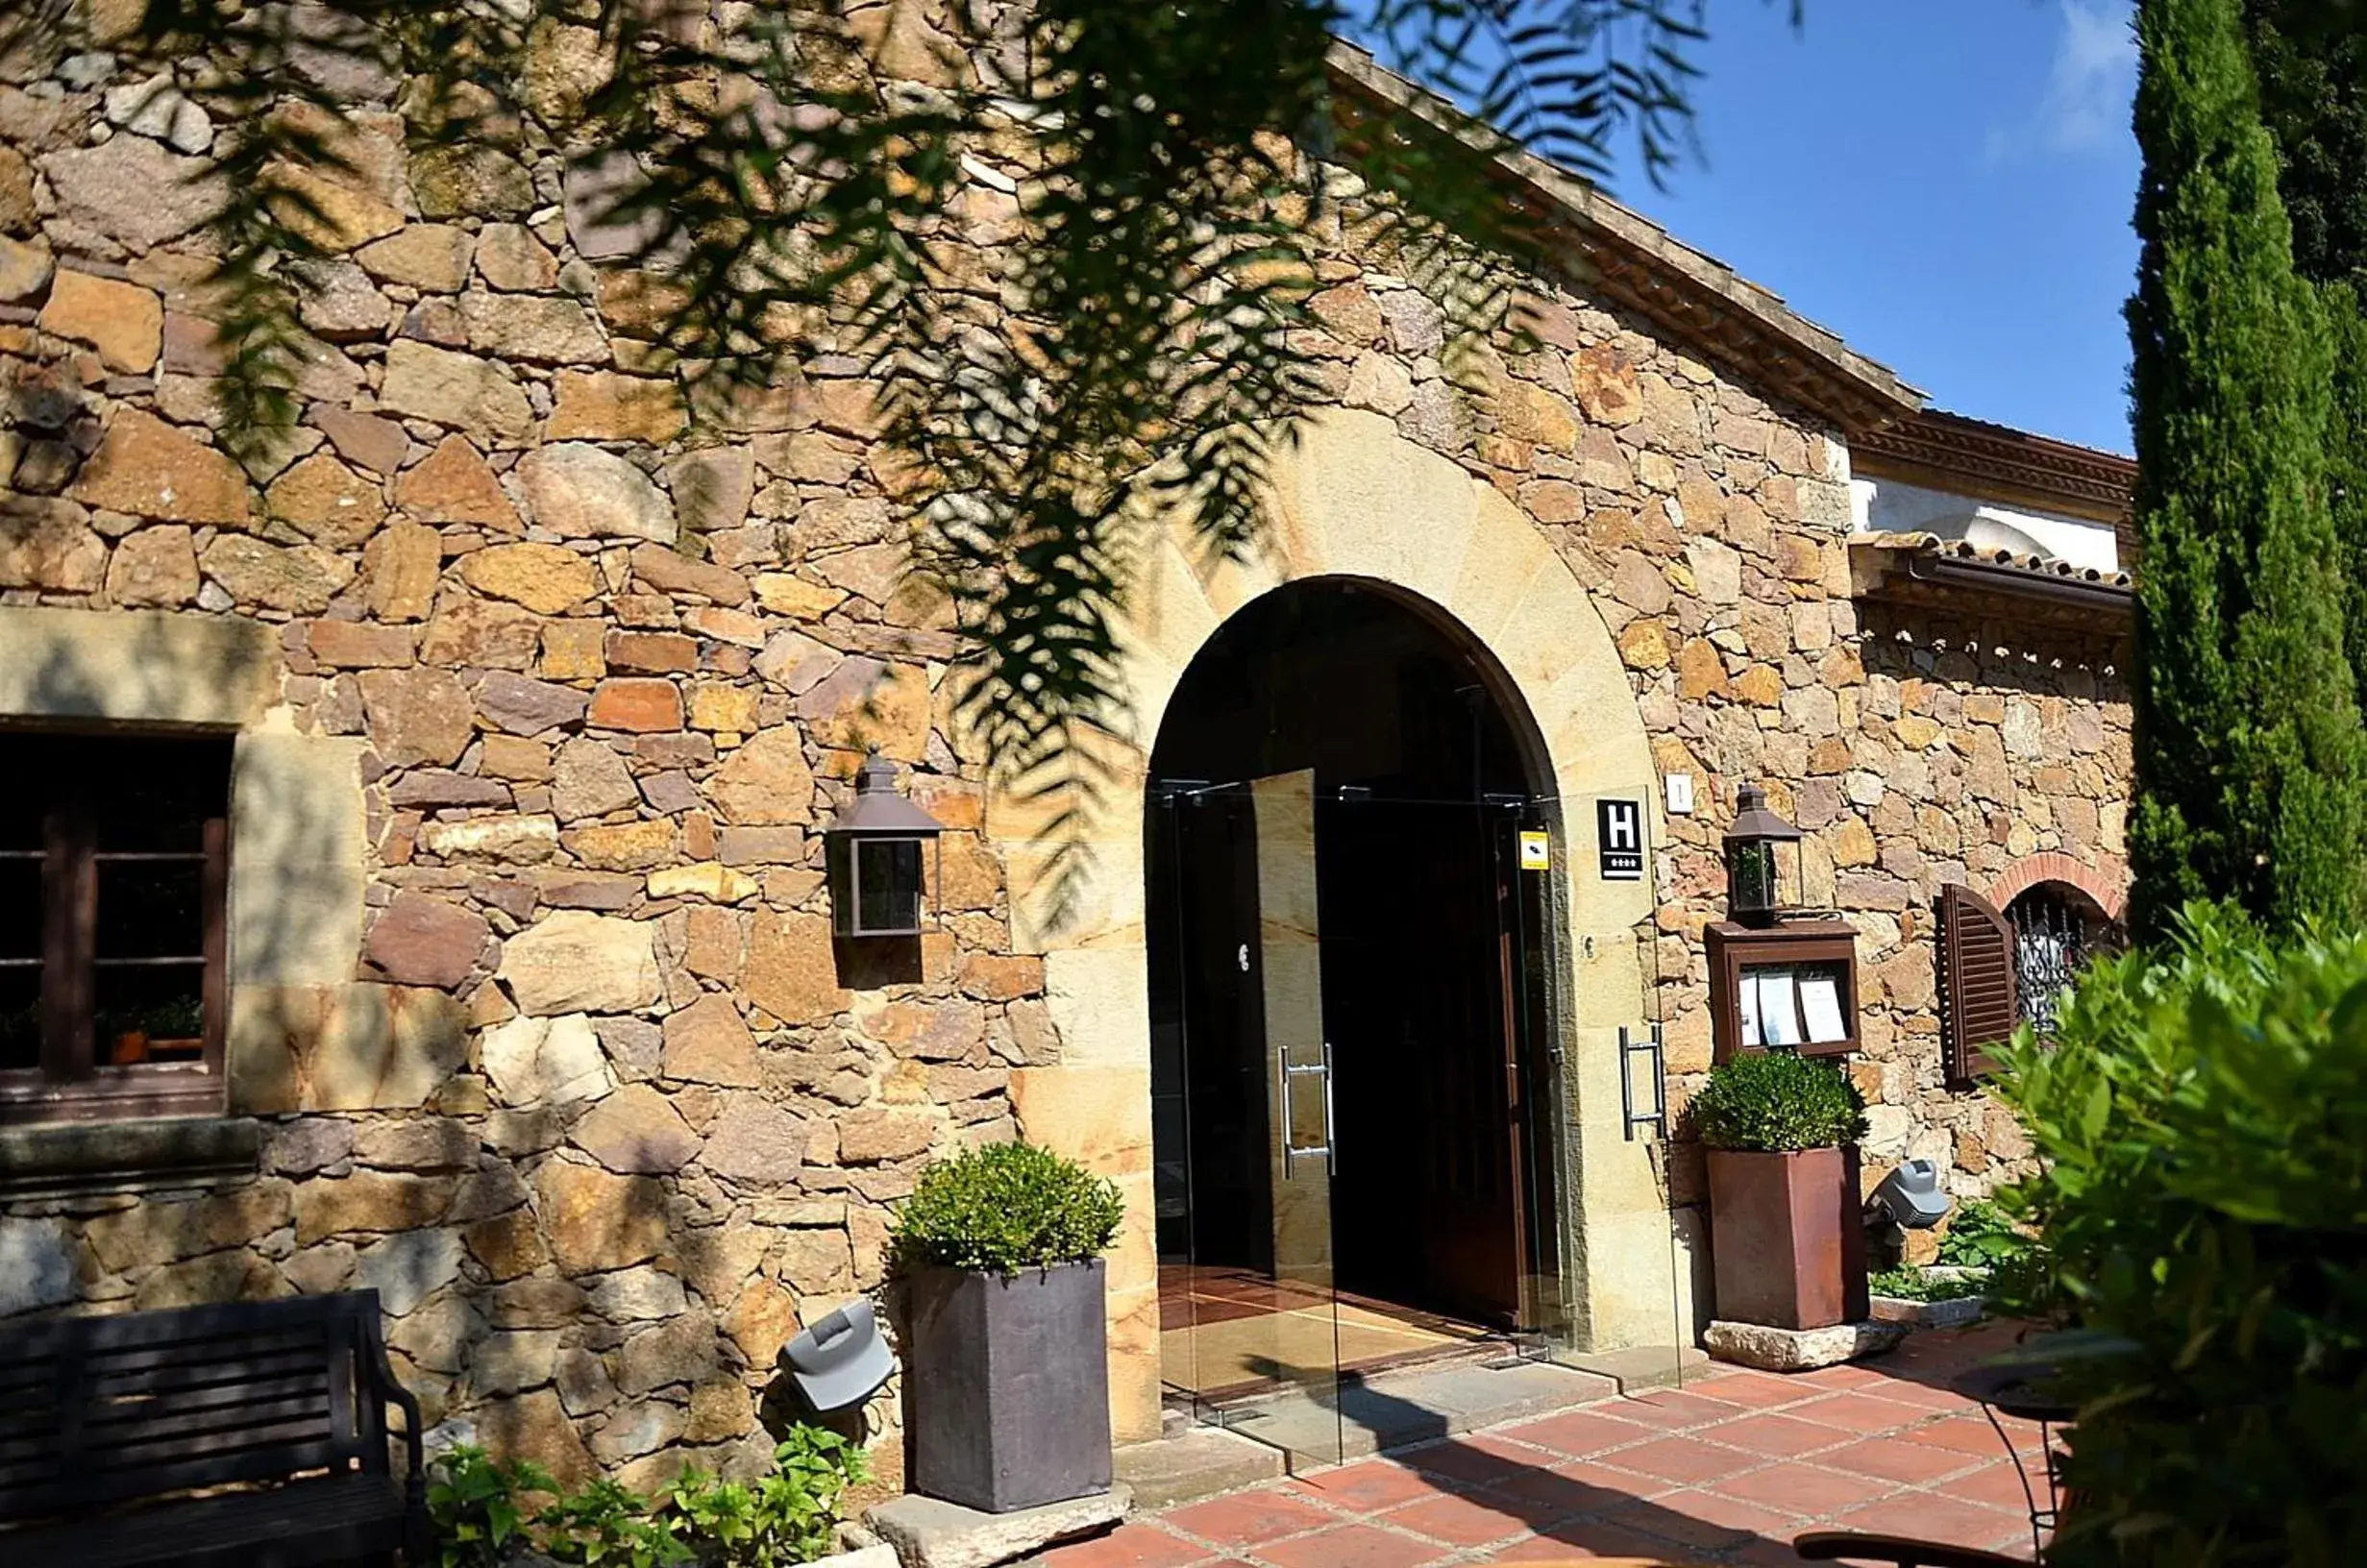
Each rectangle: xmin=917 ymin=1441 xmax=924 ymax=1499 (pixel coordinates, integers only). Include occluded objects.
xmin=1153 ymin=772 xmax=1344 ymax=1469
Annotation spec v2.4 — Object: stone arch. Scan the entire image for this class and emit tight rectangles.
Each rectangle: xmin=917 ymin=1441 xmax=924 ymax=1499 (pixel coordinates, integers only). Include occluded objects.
xmin=1986 ymin=851 xmax=2129 ymax=923
xmin=983 ymin=408 xmax=1678 ymax=1441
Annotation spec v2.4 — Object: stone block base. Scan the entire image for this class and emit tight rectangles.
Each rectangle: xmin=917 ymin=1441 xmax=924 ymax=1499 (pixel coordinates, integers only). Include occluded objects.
xmin=1703 ymin=1318 xmax=1908 ymax=1372
xmin=866 ymin=1484 xmax=1131 ymax=1568
xmin=1869 ymin=1292 xmax=1987 ymax=1329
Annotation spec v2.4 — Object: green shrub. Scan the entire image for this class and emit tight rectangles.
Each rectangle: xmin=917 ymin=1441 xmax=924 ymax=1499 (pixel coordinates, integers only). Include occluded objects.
xmin=888 ymin=1139 xmax=1124 ymax=1274
xmin=660 ymin=1427 xmax=870 ymax=1567
xmin=1996 ymin=902 xmax=2367 ymax=1565
xmin=1866 ymin=1264 xmax=1985 ymax=1303
xmin=1933 ymin=1197 xmax=2025 ymax=1270
xmin=427 ymin=1444 xmax=559 ymax=1567
xmin=1691 ymin=1050 xmax=1865 ymax=1152
xmin=429 ymin=1425 xmax=866 ymax=1568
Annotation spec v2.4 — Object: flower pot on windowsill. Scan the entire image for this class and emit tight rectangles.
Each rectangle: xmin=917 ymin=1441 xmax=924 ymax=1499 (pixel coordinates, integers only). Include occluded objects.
xmin=889 ymin=1141 xmax=1125 ymax=1514
xmin=1707 ymin=1146 xmax=1869 ymax=1330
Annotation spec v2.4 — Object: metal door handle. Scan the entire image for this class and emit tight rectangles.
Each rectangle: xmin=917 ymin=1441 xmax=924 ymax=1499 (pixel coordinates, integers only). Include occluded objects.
xmin=1321 ymin=1040 xmax=1336 ymax=1175
xmin=1278 ymin=1050 xmax=1332 ymax=1178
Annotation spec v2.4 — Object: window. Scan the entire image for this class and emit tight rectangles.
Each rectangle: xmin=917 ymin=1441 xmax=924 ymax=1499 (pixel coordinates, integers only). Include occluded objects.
xmin=1937 ymin=878 xmax=2124 ymax=1087
xmin=1 ymin=731 xmax=233 ymax=1123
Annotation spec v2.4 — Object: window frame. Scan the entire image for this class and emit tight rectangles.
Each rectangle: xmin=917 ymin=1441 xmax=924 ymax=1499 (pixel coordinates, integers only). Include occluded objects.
xmin=0 ymin=735 xmax=232 ymax=1126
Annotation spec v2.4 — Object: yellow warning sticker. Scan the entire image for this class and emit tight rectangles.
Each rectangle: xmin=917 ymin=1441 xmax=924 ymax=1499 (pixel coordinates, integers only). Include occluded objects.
xmin=1518 ymin=829 xmax=1551 ymax=870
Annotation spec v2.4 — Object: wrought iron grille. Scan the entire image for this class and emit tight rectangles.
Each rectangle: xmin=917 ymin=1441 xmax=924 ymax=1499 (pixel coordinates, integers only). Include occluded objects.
xmin=2007 ymin=885 xmax=2115 ymax=1036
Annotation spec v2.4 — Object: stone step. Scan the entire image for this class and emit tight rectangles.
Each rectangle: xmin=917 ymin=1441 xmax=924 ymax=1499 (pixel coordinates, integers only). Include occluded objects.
xmin=867 ymin=1484 xmax=1130 ymax=1568
xmin=1185 ymin=1355 xmax=1622 ymax=1468
xmin=1549 ymin=1342 xmax=1713 ymax=1393
xmin=1114 ymin=1425 xmax=1288 ymax=1510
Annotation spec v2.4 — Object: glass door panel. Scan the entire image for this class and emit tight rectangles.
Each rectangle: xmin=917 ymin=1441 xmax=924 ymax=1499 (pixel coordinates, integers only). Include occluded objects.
xmin=1155 ymin=773 xmax=1344 ymax=1469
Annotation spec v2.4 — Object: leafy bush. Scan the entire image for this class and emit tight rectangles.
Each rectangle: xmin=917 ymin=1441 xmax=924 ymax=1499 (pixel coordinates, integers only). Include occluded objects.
xmin=1691 ymin=1049 xmax=1866 ymax=1152
xmin=428 ymin=1444 xmax=559 ymax=1567
xmin=1866 ymin=1264 xmax=1985 ymax=1303
xmin=1933 ymin=1197 xmax=2025 ymax=1270
xmin=660 ymin=1427 xmax=870 ymax=1567
xmin=888 ymin=1139 xmax=1124 ymax=1274
xmin=1996 ymin=902 xmax=2367 ymax=1565
xmin=428 ymin=1426 xmax=866 ymax=1568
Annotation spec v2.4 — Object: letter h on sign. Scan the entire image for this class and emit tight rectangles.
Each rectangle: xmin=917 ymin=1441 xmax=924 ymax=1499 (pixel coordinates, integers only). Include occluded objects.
xmin=1596 ymin=798 xmax=1643 ymax=880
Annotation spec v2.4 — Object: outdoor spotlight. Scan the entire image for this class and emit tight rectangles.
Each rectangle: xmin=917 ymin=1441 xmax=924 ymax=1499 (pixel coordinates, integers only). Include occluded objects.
xmin=1867 ymin=1158 xmax=1953 ymax=1230
xmin=781 ymin=1297 xmax=897 ymax=1414
xmin=824 ymin=751 xmax=945 ymax=939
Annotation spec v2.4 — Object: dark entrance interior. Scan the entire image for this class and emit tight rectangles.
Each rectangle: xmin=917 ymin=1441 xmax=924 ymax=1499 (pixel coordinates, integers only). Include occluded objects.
xmin=1146 ymin=578 xmax=1560 ymax=1339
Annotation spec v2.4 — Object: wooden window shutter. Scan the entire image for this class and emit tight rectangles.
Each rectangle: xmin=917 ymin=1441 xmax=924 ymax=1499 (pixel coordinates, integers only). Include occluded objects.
xmin=1939 ymin=884 xmax=2017 ymax=1087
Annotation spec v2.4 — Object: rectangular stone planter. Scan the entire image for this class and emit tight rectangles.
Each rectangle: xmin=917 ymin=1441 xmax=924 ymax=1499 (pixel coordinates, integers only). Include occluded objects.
xmin=1707 ymin=1146 xmax=1868 ymax=1331
xmin=906 ymin=1260 xmax=1113 ymax=1514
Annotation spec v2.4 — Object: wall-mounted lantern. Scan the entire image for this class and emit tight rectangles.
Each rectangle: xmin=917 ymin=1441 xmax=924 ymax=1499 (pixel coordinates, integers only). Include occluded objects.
xmin=1723 ymin=782 xmax=1803 ymax=927
xmin=826 ymin=751 xmax=944 ymax=939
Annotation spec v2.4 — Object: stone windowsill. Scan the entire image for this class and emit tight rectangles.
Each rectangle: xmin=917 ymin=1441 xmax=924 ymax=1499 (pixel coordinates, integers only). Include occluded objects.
xmin=0 ymin=1115 xmax=262 ymax=1199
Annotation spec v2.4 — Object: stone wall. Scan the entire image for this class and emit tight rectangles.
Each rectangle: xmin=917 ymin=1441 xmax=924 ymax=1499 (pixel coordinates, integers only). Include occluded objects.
xmin=0 ymin=0 xmax=2129 ymax=1484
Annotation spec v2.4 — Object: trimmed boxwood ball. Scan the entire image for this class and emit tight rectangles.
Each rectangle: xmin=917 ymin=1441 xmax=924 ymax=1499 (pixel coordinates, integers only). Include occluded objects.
xmin=889 ymin=1139 xmax=1123 ymax=1275
xmin=1693 ymin=1049 xmax=1866 ymax=1152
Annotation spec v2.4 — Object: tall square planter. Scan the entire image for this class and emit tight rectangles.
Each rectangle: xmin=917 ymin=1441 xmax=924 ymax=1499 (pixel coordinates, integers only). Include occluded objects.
xmin=1707 ymin=1146 xmax=1868 ymax=1330
xmin=905 ymin=1260 xmax=1113 ymax=1513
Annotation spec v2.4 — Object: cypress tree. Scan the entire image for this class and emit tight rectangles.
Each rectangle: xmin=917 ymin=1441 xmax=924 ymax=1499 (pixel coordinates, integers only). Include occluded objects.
xmin=2125 ymin=0 xmax=2367 ymax=936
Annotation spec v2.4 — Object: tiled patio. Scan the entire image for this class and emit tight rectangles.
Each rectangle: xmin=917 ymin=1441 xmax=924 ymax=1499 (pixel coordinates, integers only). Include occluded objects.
xmin=1036 ymin=1322 xmax=2050 ymax=1567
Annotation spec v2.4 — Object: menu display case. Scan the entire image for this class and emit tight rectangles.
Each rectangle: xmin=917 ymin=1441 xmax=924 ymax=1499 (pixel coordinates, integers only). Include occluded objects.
xmin=1705 ymin=919 xmax=1861 ymax=1061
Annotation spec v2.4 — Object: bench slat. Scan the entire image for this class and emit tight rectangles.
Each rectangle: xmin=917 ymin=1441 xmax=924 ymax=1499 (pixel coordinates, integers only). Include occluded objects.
xmin=0 ymin=1470 xmax=407 ymax=1568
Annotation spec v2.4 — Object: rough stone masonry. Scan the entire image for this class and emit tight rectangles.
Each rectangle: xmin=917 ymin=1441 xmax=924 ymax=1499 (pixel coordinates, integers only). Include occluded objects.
xmin=0 ymin=0 xmax=2126 ymax=1487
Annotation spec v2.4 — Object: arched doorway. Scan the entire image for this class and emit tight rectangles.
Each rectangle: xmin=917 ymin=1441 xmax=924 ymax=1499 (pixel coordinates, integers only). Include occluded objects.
xmin=1144 ymin=576 xmax=1565 ymax=1448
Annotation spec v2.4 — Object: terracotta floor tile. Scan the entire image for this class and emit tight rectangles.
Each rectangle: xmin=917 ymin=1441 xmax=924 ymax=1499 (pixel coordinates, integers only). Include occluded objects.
xmin=1591 ymin=1434 xmax=1763 ymax=1486
xmin=1781 ymin=1393 xmax=1931 ymax=1436
xmin=1603 ymin=1486 xmax=1807 ymax=1549
xmin=1707 ymin=1459 xmax=1895 ymax=1517
xmin=1485 ymin=1516 xmax=1705 ymax=1560
xmin=1033 ymin=1521 xmax=1214 ymax=1568
xmin=1933 ymin=1458 xmax=2055 ymax=1513
xmin=1826 ymin=1492 xmax=2034 ymax=1554
xmin=1251 ymin=1523 xmax=1448 ymax=1568
xmin=1481 ymin=1458 xmax=1669 ymax=1516
xmin=1599 ymin=1388 xmax=1750 ymax=1431
xmin=1397 ymin=1439 xmax=1535 ymax=1487
xmin=1164 ymin=1490 xmax=1343 ymax=1547
xmin=1864 ymin=1378 xmax=1982 ymax=1414
xmin=1812 ymin=1436 xmax=1987 ymax=1485
xmin=1380 ymin=1489 xmax=1538 ymax=1547
xmin=1702 ymin=1412 xmax=1858 ymax=1458
xmin=1902 ymin=1414 xmax=2021 ymax=1458
xmin=1689 ymin=1369 xmax=1821 ymax=1409
xmin=1789 ymin=1362 xmax=1899 ymax=1393
xmin=1289 ymin=1459 xmax=1470 ymax=1514
xmin=1500 ymin=1409 xmax=1658 ymax=1458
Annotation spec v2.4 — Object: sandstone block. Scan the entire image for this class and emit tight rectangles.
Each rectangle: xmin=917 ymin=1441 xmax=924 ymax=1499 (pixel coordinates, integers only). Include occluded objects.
xmin=1702 ymin=1318 xmax=1907 ymax=1373
xmin=498 ymin=912 xmax=662 ymax=1016
xmin=475 ymin=222 xmax=560 ymax=291
xmin=413 ymin=145 xmax=535 ymax=219
xmin=38 ymin=268 xmax=161 ymax=373
xmin=0 ymin=499 xmax=104 ymax=592
xmin=647 ymin=863 xmax=758 ymax=903
xmin=481 ymin=1012 xmax=615 ymax=1106
xmin=415 ymin=814 xmax=562 ymax=864
xmin=396 ymin=436 xmax=520 ymax=528
xmin=462 ymin=541 xmax=599 ymax=615
xmin=697 ymin=1098 xmax=808 ymax=1186
xmin=357 ymin=1227 xmax=466 ymax=1316
xmin=586 ymin=1263 xmax=689 ymax=1323
xmin=474 ymin=672 xmax=589 ymax=736
xmin=668 ymin=448 xmax=755 ymax=534
xmin=630 ymin=541 xmax=751 ymax=605
xmin=381 ymin=341 xmax=534 ymax=444
xmin=563 ymin=818 xmax=678 ymax=870
xmin=537 ymin=1160 xmax=670 ymax=1274
xmin=268 ymin=453 xmax=388 ymax=549
xmin=606 ymin=631 xmax=699 ymax=674
xmin=357 ymin=225 xmax=476 ymax=292
xmin=459 ymin=291 xmax=607 ymax=365
xmin=616 ymin=1314 xmax=719 ymax=1398
xmin=294 ymin=1170 xmax=456 ymax=1245
xmin=744 ymin=911 xmax=845 ymax=1023
xmin=202 ymin=534 xmax=357 ymax=614
xmin=363 ymin=523 xmax=442 ymax=622
xmin=548 ymin=371 xmax=687 ymax=442
xmin=71 ymin=409 xmax=250 ymax=525
xmin=366 ymin=892 xmax=491 ymax=988
xmin=519 ymin=443 xmax=677 ymax=543
xmin=796 ymin=658 xmax=930 ymax=762
xmin=572 ymin=1083 xmax=700 ymax=1174
xmin=660 ymin=992 xmax=761 ymax=1087
xmin=550 ymin=735 xmax=641 ymax=821
xmin=541 ymin=621 xmax=608 ymax=681
xmin=589 ymin=677 xmax=684 ymax=732
xmin=0 ymin=234 xmax=54 ymax=304
xmin=42 ymin=134 xmax=227 ymax=251
xmin=360 ymin=668 xmax=473 ymax=768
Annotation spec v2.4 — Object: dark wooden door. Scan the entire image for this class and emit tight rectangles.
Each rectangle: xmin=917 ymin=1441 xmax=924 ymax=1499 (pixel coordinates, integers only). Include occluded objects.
xmin=1322 ymin=799 xmax=1527 ymax=1327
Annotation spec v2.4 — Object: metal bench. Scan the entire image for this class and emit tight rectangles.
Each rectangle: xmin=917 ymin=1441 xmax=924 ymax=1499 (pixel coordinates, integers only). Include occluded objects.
xmin=0 ymin=1289 xmax=429 ymax=1567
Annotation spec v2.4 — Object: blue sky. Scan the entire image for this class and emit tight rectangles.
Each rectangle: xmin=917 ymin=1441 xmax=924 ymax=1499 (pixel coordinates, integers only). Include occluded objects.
xmin=1585 ymin=0 xmax=2143 ymax=454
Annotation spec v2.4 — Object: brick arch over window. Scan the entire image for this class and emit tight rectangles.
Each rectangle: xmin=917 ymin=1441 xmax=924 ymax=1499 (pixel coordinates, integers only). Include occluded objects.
xmin=974 ymin=406 xmax=1674 ymax=1442
xmin=1986 ymin=851 xmax=2129 ymax=924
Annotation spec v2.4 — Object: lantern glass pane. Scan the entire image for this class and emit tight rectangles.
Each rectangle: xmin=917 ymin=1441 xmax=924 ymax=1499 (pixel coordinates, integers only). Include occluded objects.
xmin=858 ymin=838 xmax=924 ymax=934
xmin=1728 ymin=840 xmax=1776 ymax=915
